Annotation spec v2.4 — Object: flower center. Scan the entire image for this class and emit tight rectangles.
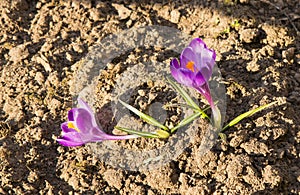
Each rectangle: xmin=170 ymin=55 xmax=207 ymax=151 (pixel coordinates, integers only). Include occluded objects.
xmin=67 ymin=122 xmax=80 ymax=132
xmin=186 ymin=61 xmax=195 ymax=72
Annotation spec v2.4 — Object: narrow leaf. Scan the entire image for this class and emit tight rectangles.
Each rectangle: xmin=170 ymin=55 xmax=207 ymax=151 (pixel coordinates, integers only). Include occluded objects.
xmin=115 ymin=126 xmax=159 ymax=138
xmin=166 ymin=77 xmax=209 ymax=120
xmin=219 ymin=133 xmax=227 ymax=141
xmin=156 ymin=130 xmax=170 ymax=138
xmin=222 ymin=101 xmax=278 ymax=131
xmin=170 ymin=112 xmax=201 ymax=133
xmin=119 ymin=99 xmax=168 ymax=130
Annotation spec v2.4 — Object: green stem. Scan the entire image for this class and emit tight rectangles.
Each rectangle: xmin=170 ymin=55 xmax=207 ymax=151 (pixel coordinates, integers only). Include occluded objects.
xmin=115 ymin=126 xmax=159 ymax=138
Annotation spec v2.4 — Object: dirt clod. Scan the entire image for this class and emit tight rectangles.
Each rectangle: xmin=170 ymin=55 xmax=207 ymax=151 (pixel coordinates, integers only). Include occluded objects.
xmin=239 ymin=28 xmax=260 ymax=43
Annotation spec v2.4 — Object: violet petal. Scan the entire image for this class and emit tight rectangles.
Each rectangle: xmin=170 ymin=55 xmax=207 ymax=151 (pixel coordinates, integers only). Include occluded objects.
xmin=57 ymin=132 xmax=85 ymax=146
xmin=68 ymin=108 xmax=76 ymax=121
xmin=193 ymin=71 xmax=206 ymax=87
xmin=199 ymin=49 xmax=215 ymax=71
xmin=56 ymin=138 xmax=84 ymax=147
xmin=171 ymin=68 xmax=194 ymax=87
xmin=170 ymin=58 xmax=180 ymax=69
xmin=189 ymin=38 xmax=206 ymax=54
xmin=199 ymin=65 xmax=211 ymax=82
xmin=78 ymin=98 xmax=99 ymax=128
xmin=74 ymin=108 xmax=94 ymax=134
xmin=61 ymin=122 xmax=78 ymax=133
xmin=180 ymin=47 xmax=197 ymax=69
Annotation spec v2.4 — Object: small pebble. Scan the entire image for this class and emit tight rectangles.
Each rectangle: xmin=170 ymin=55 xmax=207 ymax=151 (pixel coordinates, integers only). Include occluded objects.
xmin=9 ymin=44 xmax=29 ymax=63
xmin=112 ymin=3 xmax=131 ymax=20
xmin=66 ymin=52 xmax=73 ymax=62
xmin=170 ymin=10 xmax=180 ymax=23
xmin=89 ymin=8 xmax=101 ymax=21
xmin=35 ymin=109 xmax=44 ymax=117
xmin=240 ymin=28 xmax=260 ymax=43
xmin=138 ymin=90 xmax=146 ymax=96
xmin=36 ymin=55 xmax=52 ymax=72
xmin=246 ymin=61 xmax=260 ymax=72
xmin=35 ymin=72 xmax=45 ymax=85
xmin=61 ymin=31 xmax=69 ymax=40
xmin=282 ymin=47 xmax=295 ymax=61
xmin=40 ymin=42 xmax=52 ymax=52
xmin=72 ymin=44 xmax=84 ymax=53
xmin=239 ymin=0 xmax=250 ymax=3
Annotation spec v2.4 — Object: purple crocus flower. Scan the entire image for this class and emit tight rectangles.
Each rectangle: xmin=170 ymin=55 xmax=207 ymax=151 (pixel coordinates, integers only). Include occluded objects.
xmin=57 ymin=99 xmax=138 ymax=147
xmin=170 ymin=38 xmax=221 ymax=129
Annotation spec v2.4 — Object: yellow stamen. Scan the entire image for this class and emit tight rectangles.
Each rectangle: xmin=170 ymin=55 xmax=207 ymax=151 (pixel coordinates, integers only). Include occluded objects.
xmin=186 ymin=61 xmax=195 ymax=72
xmin=67 ymin=122 xmax=80 ymax=132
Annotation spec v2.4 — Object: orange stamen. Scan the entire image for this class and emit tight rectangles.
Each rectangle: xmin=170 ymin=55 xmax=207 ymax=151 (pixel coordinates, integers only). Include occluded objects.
xmin=67 ymin=122 xmax=80 ymax=132
xmin=186 ymin=61 xmax=195 ymax=72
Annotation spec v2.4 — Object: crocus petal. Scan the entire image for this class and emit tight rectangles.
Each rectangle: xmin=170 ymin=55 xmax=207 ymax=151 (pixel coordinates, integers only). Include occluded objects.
xmin=189 ymin=38 xmax=206 ymax=54
xmin=74 ymin=108 xmax=94 ymax=134
xmin=189 ymin=38 xmax=216 ymax=77
xmin=180 ymin=47 xmax=197 ymax=69
xmin=198 ymin=65 xmax=211 ymax=82
xmin=57 ymin=132 xmax=85 ymax=147
xmin=68 ymin=108 xmax=76 ymax=121
xmin=56 ymin=139 xmax=81 ymax=147
xmin=61 ymin=122 xmax=78 ymax=133
xmin=171 ymin=68 xmax=194 ymax=87
xmin=170 ymin=59 xmax=181 ymax=79
xmin=170 ymin=58 xmax=180 ymax=68
xmin=194 ymin=83 xmax=214 ymax=107
xmin=207 ymin=50 xmax=216 ymax=72
xmin=170 ymin=59 xmax=180 ymax=79
xmin=198 ymin=49 xmax=215 ymax=74
xmin=78 ymin=98 xmax=94 ymax=115
xmin=56 ymin=138 xmax=85 ymax=147
xmin=77 ymin=98 xmax=99 ymax=128
xmin=193 ymin=71 xmax=206 ymax=87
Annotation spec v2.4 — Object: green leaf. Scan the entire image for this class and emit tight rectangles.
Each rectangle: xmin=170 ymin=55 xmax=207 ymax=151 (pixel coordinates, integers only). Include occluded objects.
xmin=222 ymin=101 xmax=278 ymax=131
xmin=118 ymin=99 xmax=168 ymax=131
xmin=170 ymin=112 xmax=201 ymax=133
xmin=166 ymin=77 xmax=210 ymax=120
xmin=219 ymin=133 xmax=227 ymax=142
xmin=115 ymin=126 xmax=159 ymax=138
xmin=156 ymin=130 xmax=170 ymax=138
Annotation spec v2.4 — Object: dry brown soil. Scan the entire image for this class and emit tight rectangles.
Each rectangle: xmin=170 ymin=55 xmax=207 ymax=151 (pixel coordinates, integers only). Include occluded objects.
xmin=0 ymin=0 xmax=300 ymax=194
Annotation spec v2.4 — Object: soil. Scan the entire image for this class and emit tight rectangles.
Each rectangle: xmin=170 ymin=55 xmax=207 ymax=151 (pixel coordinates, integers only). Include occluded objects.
xmin=1 ymin=0 xmax=300 ymax=194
